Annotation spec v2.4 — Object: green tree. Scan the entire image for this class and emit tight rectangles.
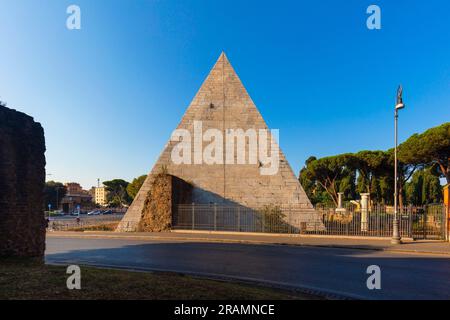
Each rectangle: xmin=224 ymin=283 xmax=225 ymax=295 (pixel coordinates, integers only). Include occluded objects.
xmin=300 ymin=123 xmax=449 ymax=206
xmin=378 ymin=176 xmax=394 ymax=205
xmin=301 ymin=154 xmax=356 ymax=206
xmin=370 ymin=176 xmax=381 ymax=203
xmin=126 ymin=175 xmax=147 ymax=200
xmin=423 ymin=173 xmax=443 ymax=204
xmin=352 ymin=150 xmax=390 ymax=202
xmin=386 ymin=148 xmax=421 ymax=208
xmin=399 ymin=122 xmax=450 ymax=184
xmin=338 ymin=169 xmax=357 ymax=201
xmin=406 ymin=167 xmax=443 ymax=205
xmin=103 ymin=179 xmax=131 ymax=207
xmin=299 ymin=157 xmax=333 ymax=205
xmin=44 ymin=181 xmax=67 ymax=210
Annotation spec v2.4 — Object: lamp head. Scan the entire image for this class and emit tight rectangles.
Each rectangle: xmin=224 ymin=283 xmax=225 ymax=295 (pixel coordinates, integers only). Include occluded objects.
xmin=396 ymin=85 xmax=405 ymax=110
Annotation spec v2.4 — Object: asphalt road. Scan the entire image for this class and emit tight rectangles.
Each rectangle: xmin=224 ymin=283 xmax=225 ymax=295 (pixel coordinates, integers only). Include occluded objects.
xmin=45 ymin=237 xmax=450 ymax=300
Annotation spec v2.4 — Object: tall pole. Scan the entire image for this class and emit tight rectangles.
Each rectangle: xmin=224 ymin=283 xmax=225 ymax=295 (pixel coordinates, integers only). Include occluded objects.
xmin=392 ymin=109 xmax=401 ymax=244
xmin=56 ymin=187 xmax=59 ymax=211
xmin=392 ymin=85 xmax=404 ymax=244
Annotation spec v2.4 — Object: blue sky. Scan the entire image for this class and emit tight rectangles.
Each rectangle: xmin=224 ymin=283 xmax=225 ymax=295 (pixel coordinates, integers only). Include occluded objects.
xmin=1 ymin=0 xmax=449 ymax=189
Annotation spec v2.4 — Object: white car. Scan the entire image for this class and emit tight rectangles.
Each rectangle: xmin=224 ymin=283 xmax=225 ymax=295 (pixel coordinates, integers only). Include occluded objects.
xmin=87 ymin=210 xmax=101 ymax=216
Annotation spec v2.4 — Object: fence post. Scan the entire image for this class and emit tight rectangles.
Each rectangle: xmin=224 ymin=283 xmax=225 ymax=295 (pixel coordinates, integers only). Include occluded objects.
xmin=377 ymin=205 xmax=382 ymax=237
xmin=191 ymin=203 xmax=195 ymax=230
xmin=262 ymin=212 xmax=265 ymax=233
xmin=441 ymin=205 xmax=445 ymax=241
xmin=237 ymin=206 xmax=241 ymax=232
xmin=346 ymin=209 xmax=350 ymax=236
xmin=214 ymin=203 xmax=217 ymax=231
xmin=444 ymin=204 xmax=450 ymax=241
xmin=423 ymin=205 xmax=427 ymax=239
xmin=446 ymin=204 xmax=449 ymax=242
xmin=288 ymin=204 xmax=292 ymax=234
xmin=408 ymin=206 xmax=413 ymax=239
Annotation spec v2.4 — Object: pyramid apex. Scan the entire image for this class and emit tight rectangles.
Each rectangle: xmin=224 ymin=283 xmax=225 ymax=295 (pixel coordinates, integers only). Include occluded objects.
xmin=217 ymin=51 xmax=229 ymax=63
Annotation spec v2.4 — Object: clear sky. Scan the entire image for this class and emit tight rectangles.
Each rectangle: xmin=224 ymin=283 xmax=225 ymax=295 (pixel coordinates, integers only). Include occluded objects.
xmin=1 ymin=0 xmax=449 ymax=189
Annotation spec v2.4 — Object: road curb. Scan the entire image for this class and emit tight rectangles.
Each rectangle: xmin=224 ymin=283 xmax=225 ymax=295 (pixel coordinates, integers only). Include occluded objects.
xmin=46 ymin=232 xmax=450 ymax=256
xmin=170 ymin=230 xmax=399 ymax=241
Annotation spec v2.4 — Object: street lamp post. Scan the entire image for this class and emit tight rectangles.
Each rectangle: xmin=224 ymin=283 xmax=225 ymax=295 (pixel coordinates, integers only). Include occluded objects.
xmin=56 ymin=187 xmax=59 ymax=211
xmin=392 ymin=85 xmax=405 ymax=245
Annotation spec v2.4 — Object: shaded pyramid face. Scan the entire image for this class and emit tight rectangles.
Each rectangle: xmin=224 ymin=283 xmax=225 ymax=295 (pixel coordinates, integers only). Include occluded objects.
xmin=117 ymin=53 xmax=317 ymax=231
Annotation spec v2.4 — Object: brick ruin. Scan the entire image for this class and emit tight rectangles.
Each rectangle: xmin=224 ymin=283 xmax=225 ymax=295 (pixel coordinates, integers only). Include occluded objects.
xmin=0 ymin=105 xmax=46 ymax=258
xmin=138 ymin=173 xmax=192 ymax=232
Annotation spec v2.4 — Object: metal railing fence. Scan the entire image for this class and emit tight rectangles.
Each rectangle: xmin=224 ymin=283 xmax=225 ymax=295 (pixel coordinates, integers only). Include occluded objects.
xmin=47 ymin=215 xmax=123 ymax=231
xmin=173 ymin=203 xmax=447 ymax=239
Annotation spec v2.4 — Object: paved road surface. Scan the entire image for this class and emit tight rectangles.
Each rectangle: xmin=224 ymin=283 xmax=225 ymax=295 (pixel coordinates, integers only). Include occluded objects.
xmin=46 ymin=237 xmax=450 ymax=300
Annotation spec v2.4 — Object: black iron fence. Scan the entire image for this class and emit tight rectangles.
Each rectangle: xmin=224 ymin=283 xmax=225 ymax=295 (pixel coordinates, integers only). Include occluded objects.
xmin=313 ymin=204 xmax=446 ymax=239
xmin=173 ymin=203 xmax=448 ymax=240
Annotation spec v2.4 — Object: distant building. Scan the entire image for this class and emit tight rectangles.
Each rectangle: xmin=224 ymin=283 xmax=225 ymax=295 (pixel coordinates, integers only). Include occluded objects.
xmin=88 ymin=187 xmax=96 ymax=200
xmin=65 ymin=182 xmax=83 ymax=195
xmin=60 ymin=182 xmax=93 ymax=213
xmin=93 ymin=186 xmax=108 ymax=207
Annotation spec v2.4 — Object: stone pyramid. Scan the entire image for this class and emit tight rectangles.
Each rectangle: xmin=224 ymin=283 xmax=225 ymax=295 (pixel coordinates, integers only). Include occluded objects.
xmin=117 ymin=52 xmax=322 ymax=232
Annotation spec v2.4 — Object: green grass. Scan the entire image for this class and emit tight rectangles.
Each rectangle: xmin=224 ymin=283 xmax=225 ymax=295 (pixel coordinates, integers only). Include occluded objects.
xmin=67 ymin=222 xmax=119 ymax=232
xmin=0 ymin=258 xmax=322 ymax=300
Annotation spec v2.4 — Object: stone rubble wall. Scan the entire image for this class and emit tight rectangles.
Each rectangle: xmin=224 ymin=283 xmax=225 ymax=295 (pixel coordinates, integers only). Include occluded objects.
xmin=0 ymin=106 xmax=46 ymax=257
xmin=137 ymin=174 xmax=192 ymax=232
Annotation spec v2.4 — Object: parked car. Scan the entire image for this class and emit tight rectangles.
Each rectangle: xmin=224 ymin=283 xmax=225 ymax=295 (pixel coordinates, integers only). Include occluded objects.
xmin=48 ymin=210 xmax=64 ymax=217
xmin=101 ymin=210 xmax=113 ymax=215
xmin=87 ymin=210 xmax=101 ymax=216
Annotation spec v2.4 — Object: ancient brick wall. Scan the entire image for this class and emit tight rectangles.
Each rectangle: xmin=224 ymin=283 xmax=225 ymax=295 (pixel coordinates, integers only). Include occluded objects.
xmin=0 ymin=106 xmax=46 ymax=257
xmin=137 ymin=174 xmax=192 ymax=232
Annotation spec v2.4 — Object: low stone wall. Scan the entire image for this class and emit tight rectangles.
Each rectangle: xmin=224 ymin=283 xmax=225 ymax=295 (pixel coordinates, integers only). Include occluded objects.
xmin=138 ymin=174 xmax=192 ymax=232
xmin=0 ymin=106 xmax=46 ymax=257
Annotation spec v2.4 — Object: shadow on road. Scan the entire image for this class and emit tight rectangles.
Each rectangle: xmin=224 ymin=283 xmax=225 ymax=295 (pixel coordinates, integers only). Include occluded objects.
xmin=45 ymin=238 xmax=450 ymax=300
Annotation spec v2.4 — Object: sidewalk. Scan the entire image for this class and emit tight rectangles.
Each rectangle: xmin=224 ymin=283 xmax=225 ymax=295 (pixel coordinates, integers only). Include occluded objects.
xmin=47 ymin=230 xmax=450 ymax=256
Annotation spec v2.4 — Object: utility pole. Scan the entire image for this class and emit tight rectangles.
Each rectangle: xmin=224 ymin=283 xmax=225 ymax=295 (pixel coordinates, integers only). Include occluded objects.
xmin=56 ymin=187 xmax=60 ymax=211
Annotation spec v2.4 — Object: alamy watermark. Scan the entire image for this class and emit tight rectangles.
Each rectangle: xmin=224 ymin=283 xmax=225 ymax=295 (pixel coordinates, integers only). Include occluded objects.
xmin=366 ymin=5 xmax=381 ymax=30
xmin=170 ymin=121 xmax=280 ymax=175
xmin=66 ymin=265 xmax=81 ymax=290
xmin=63 ymin=5 xmax=382 ymax=32
xmin=66 ymin=5 xmax=81 ymax=30
xmin=366 ymin=265 xmax=381 ymax=290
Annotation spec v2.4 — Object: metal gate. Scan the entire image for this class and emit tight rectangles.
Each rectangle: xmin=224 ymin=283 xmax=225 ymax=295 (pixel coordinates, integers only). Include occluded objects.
xmin=409 ymin=204 xmax=447 ymax=240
